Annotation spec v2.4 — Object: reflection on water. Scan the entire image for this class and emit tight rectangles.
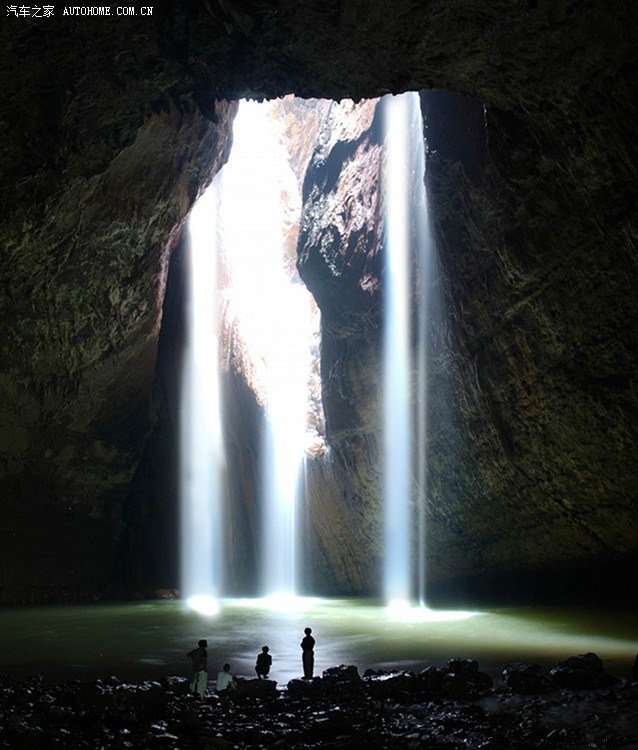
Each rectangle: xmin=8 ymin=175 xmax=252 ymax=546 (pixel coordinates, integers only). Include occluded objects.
xmin=0 ymin=599 xmax=635 ymax=685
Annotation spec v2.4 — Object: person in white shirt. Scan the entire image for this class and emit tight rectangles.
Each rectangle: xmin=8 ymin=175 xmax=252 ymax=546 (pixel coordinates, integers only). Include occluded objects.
xmin=216 ymin=662 xmax=237 ymax=694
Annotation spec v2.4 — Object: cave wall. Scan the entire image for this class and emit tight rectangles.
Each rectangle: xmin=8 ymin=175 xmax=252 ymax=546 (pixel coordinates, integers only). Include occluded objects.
xmin=0 ymin=11 xmax=239 ymax=602
xmin=296 ymin=84 xmax=637 ymax=598
xmin=421 ymin=86 xmax=638 ymax=598
xmin=1 ymin=1 xmax=636 ymax=603
xmin=296 ymin=99 xmax=386 ymax=594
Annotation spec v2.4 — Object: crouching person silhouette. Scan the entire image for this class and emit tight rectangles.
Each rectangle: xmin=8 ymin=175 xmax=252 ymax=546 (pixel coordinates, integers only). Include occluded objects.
xmin=255 ymin=646 xmax=272 ymax=679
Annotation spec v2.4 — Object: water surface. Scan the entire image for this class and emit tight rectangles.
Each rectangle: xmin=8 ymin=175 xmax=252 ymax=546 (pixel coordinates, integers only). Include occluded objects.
xmin=1 ymin=599 xmax=635 ymax=685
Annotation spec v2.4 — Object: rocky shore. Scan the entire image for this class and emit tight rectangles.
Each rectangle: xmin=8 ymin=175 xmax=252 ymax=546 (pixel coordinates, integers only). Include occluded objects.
xmin=1 ymin=653 xmax=637 ymax=749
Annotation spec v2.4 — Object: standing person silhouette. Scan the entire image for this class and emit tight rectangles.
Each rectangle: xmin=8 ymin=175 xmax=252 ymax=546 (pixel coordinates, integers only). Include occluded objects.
xmin=186 ymin=639 xmax=208 ymax=698
xmin=300 ymin=627 xmax=315 ymax=679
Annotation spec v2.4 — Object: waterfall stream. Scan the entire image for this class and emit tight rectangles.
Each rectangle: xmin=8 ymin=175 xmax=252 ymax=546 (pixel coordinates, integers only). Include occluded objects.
xmin=382 ymin=92 xmax=431 ymax=608
xmin=180 ymin=185 xmax=224 ymax=615
xmin=182 ymin=100 xmax=316 ymax=608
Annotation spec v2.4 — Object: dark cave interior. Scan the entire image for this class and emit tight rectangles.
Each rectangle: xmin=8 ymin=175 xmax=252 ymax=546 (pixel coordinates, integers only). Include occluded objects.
xmin=0 ymin=1 xmax=636 ymax=609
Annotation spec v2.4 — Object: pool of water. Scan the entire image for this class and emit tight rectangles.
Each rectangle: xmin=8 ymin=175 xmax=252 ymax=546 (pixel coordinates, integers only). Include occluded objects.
xmin=0 ymin=598 xmax=635 ymax=685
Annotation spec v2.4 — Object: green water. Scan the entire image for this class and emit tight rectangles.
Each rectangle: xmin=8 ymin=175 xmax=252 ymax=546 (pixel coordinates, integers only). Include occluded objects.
xmin=0 ymin=599 xmax=635 ymax=685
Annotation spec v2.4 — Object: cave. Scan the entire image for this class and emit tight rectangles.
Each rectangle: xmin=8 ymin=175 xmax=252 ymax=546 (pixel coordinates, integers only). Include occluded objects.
xmin=2 ymin=0 xmax=635 ymax=607
xmin=1 ymin=1 xmax=637 ymax=744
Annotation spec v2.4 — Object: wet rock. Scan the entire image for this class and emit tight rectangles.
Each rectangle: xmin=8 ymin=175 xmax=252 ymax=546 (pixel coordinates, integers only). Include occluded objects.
xmin=323 ymin=664 xmax=361 ymax=683
xmin=6 ymin=714 xmax=32 ymax=733
xmin=502 ymin=662 xmax=554 ymax=694
xmin=286 ymin=677 xmax=326 ymax=698
xmin=8 ymin=727 xmax=47 ymax=749
xmin=15 ymin=687 xmax=35 ymax=705
xmin=75 ymin=680 xmax=166 ymax=724
xmin=179 ymin=709 xmax=202 ymax=732
xmin=152 ymin=588 xmax=179 ymax=600
xmin=440 ymin=672 xmax=476 ymax=699
xmin=470 ymin=672 xmax=493 ymax=691
xmin=74 ymin=681 xmax=107 ymax=713
xmin=160 ymin=675 xmax=189 ymax=695
xmin=112 ymin=680 xmax=167 ymax=722
xmin=321 ymin=664 xmax=363 ymax=697
xmin=197 ymin=735 xmax=232 ymax=749
xmin=446 ymin=658 xmax=479 ymax=675
xmin=442 ymin=659 xmax=493 ymax=697
xmin=417 ymin=665 xmax=444 ymax=697
xmin=0 ymin=664 xmax=636 ymax=749
xmin=102 ymin=675 xmax=122 ymax=687
xmin=549 ymin=652 xmax=620 ymax=689
xmin=544 ymin=727 xmax=592 ymax=746
xmin=563 ymin=652 xmax=603 ymax=672
xmin=236 ymin=678 xmax=278 ymax=698
xmin=45 ymin=704 xmax=71 ymax=723
xmin=362 ymin=670 xmax=417 ymax=698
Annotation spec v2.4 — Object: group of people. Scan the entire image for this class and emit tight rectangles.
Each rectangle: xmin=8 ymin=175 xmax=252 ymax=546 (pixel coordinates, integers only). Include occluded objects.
xmin=186 ymin=627 xmax=316 ymax=698
xmin=186 ymin=640 xmax=238 ymax=697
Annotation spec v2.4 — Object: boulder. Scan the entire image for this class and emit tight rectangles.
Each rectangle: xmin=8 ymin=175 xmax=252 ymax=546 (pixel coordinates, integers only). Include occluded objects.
xmin=563 ymin=652 xmax=603 ymax=672
xmin=160 ymin=675 xmax=190 ymax=695
xmin=362 ymin=670 xmax=417 ymax=699
xmin=321 ymin=664 xmax=364 ymax=696
xmin=236 ymin=678 xmax=278 ymax=698
xmin=416 ymin=665 xmax=443 ymax=697
xmin=445 ymin=658 xmax=479 ymax=675
xmin=440 ymin=672 xmax=476 ymax=699
xmin=502 ymin=663 xmax=553 ymax=694
xmin=549 ymin=653 xmax=619 ymax=690
xmin=286 ymin=677 xmax=326 ymax=699
xmin=443 ymin=658 xmax=493 ymax=697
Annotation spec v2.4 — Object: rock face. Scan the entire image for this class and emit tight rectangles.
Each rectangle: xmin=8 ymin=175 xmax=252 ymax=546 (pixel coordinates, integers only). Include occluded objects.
xmin=420 ymin=87 xmax=638 ymax=597
xmin=1 ymin=2 xmax=637 ymax=602
xmin=297 ymin=99 xmax=387 ymax=594
xmin=0 ymin=98 xmax=237 ymax=601
xmin=0 ymin=11 xmax=238 ymax=600
xmin=296 ymin=85 xmax=638 ymax=597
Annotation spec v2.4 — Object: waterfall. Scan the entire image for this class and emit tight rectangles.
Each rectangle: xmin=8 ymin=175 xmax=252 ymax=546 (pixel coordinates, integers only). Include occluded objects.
xmin=382 ymin=92 xmax=430 ymax=608
xmin=215 ymin=100 xmax=315 ymax=600
xmin=180 ymin=94 xmax=432 ymax=611
xmin=179 ymin=98 xmax=321 ymax=610
xmin=180 ymin=184 xmax=224 ymax=615
xmin=261 ymin=283 xmax=313 ymax=597
xmin=413 ymin=100 xmax=432 ymax=608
